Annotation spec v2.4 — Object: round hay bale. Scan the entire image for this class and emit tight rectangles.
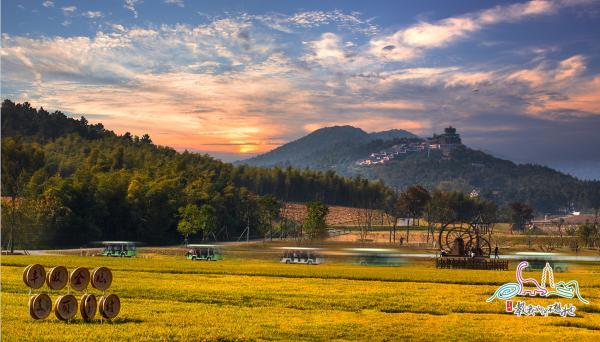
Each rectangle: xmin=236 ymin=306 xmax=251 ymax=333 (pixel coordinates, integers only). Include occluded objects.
xmin=91 ymin=267 xmax=112 ymax=291
xmin=69 ymin=267 xmax=90 ymax=291
xmin=98 ymin=294 xmax=120 ymax=319
xmin=46 ymin=266 xmax=69 ymax=290
xmin=54 ymin=294 xmax=78 ymax=321
xmin=24 ymin=264 xmax=46 ymax=289
xmin=29 ymin=293 xmax=52 ymax=320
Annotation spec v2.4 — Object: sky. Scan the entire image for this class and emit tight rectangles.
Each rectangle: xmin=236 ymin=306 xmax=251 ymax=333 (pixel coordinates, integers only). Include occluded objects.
xmin=2 ymin=0 xmax=600 ymax=179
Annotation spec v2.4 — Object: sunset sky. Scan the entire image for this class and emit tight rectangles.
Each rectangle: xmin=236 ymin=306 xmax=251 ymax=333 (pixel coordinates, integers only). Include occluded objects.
xmin=2 ymin=1 xmax=600 ymax=178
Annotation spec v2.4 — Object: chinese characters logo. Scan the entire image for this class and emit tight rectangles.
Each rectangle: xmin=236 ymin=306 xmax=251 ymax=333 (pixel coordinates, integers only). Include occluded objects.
xmin=487 ymin=260 xmax=588 ymax=317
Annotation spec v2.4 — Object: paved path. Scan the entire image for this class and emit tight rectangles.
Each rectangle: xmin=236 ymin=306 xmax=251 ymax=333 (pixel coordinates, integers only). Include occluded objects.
xmin=398 ymin=253 xmax=600 ymax=262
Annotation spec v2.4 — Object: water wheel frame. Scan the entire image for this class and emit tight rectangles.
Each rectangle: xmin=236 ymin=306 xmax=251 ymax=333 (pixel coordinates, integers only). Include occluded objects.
xmin=439 ymin=225 xmax=472 ymax=252
xmin=465 ymin=236 xmax=492 ymax=257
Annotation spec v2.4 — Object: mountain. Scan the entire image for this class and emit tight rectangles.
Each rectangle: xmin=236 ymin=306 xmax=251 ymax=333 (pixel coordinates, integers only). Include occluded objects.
xmin=241 ymin=125 xmax=419 ymax=170
xmin=369 ymin=129 xmax=418 ymax=140
xmin=241 ymin=126 xmax=600 ymax=213
xmin=242 ymin=125 xmax=369 ymax=167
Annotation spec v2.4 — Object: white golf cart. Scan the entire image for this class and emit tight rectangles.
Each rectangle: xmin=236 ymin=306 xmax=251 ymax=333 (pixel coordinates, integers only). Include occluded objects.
xmin=279 ymin=247 xmax=324 ymax=265
xmin=186 ymin=244 xmax=223 ymax=261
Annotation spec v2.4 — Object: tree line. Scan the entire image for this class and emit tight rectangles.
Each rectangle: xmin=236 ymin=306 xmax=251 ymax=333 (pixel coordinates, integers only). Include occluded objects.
xmin=0 ymin=100 xmax=391 ymax=250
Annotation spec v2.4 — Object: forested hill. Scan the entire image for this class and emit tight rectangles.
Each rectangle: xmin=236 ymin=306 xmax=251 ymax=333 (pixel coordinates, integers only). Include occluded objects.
xmin=1 ymin=100 xmax=390 ymax=247
xmin=241 ymin=125 xmax=418 ymax=168
xmin=242 ymin=126 xmax=600 ymax=213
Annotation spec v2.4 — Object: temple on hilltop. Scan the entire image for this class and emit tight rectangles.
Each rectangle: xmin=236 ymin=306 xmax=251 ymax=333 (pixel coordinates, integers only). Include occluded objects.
xmin=428 ymin=126 xmax=462 ymax=146
xmin=356 ymin=126 xmax=464 ymax=166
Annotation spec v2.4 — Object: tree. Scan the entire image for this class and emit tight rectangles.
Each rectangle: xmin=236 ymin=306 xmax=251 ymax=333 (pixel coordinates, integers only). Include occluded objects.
xmin=278 ymin=201 xmax=293 ymax=239
xmin=258 ymin=195 xmax=282 ymax=241
xmin=177 ymin=204 xmax=203 ymax=245
xmin=581 ymin=181 xmax=600 ymax=225
xmin=509 ymin=202 xmax=534 ymax=234
xmin=303 ymin=201 xmax=329 ymax=240
xmin=578 ymin=221 xmax=598 ymax=248
xmin=556 ymin=217 xmax=565 ymax=239
xmin=198 ymin=204 xmax=218 ymax=240
xmin=383 ymin=191 xmax=401 ymax=244
xmin=351 ymin=177 xmax=387 ymax=244
xmin=1 ymin=193 xmax=72 ymax=249
xmin=140 ymin=134 xmax=152 ymax=144
xmin=356 ymin=205 xmax=376 ymax=244
xmin=398 ymin=185 xmax=431 ymax=243
xmin=423 ymin=201 xmax=436 ymax=245
xmin=1 ymin=138 xmax=44 ymax=252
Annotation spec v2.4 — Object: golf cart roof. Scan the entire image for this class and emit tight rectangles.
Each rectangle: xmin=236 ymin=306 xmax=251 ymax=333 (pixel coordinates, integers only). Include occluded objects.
xmin=100 ymin=241 xmax=137 ymax=245
xmin=347 ymin=248 xmax=396 ymax=253
xmin=277 ymin=247 xmax=321 ymax=250
xmin=187 ymin=244 xmax=222 ymax=248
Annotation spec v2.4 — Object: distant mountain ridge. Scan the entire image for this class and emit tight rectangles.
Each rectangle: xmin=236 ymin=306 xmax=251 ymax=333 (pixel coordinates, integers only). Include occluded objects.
xmin=369 ymin=128 xmax=419 ymax=141
xmin=241 ymin=125 xmax=417 ymax=168
xmin=240 ymin=125 xmax=600 ymax=213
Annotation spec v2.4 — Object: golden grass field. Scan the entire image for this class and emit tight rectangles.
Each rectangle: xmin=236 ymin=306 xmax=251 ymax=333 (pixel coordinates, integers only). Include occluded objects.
xmin=2 ymin=254 xmax=600 ymax=341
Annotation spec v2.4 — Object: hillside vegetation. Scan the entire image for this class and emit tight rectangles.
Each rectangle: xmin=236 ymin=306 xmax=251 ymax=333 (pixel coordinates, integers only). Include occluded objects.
xmin=0 ymin=101 xmax=389 ymax=248
xmin=242 ymin=126 xmax=600 ymax=213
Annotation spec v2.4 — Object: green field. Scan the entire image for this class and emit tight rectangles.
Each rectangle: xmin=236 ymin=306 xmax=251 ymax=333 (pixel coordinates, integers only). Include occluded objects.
xmin=2 ymin=254 xmax=600 ymax=341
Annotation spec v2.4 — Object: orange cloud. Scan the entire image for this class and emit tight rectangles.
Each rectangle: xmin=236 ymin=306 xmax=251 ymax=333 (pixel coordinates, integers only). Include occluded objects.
xmin=507 ymin=68 xmax=545 ymax=87
xmin=368 ymin=0 xmax=560 ymax=62
xmin=338 ymin=100 xmax=426 ymax=111
xmin=555 ymin=55 xmax=585 ymax=81
xmin=527 ymin=76 xmax=600 ymax=115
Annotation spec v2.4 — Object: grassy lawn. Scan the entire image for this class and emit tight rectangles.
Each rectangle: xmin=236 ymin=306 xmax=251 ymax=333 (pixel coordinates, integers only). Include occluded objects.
xmin=2 ymin=254 xmax=600 ymax=341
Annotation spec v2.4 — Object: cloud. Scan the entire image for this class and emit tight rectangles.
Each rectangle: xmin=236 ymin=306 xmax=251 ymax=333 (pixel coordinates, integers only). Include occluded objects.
xmin=338 ymin=100 xmax=426 ymax=111
xmin=302 ymin=32 xmax=377 ymax=73
xmin=164 ymin=0 xmax=184 ymax=8
xmin=500 ymin=55 xmax=598 ymax=117
xmin=42 ymin=1 xmax=54 ymax=8
xmin=61 ymin=6 xmax=77 ymax=16
xmin=555 ymin=55 xmax=585 ymax=81
xmin=255 ymin=10 xmax=378 ymax=35
xmin=369 ymin=0 xmax=563 ymax=61
xmin=507 ymin=68 xmax=546 ymax=87
xmin=82 ymin=11 xmax=103 ymax=19
xmin=124 ymin=0 xmax=142 ymax=19
xmin=371 ymin=67 xmax=495 ymax=89
xmin=304 ymin=33 xmax=346 ymax=66
xmin=111 ymin=24 xmax=126 ymax=32
xmin=527 ymin=76 xmax=600 ymax=115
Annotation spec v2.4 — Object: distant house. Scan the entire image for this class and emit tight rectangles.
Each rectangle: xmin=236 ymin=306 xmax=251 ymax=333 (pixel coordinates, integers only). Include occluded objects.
xmin=397 ymin=218 xmax=411 ymax=226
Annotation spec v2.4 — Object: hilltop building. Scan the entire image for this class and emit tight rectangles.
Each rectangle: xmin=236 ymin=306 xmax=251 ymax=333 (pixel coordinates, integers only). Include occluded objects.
xmin=429 ymin=126 xmax=462 ymax=145
xmin=356 ymin=126 xmax=464 ymax=166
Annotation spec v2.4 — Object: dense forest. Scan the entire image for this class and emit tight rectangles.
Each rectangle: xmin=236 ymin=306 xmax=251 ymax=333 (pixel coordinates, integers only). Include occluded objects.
xmin=360 ymin=148 xmax=600 ymax=213
xmin=1 ymin=100 xmax=390 ymax=249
